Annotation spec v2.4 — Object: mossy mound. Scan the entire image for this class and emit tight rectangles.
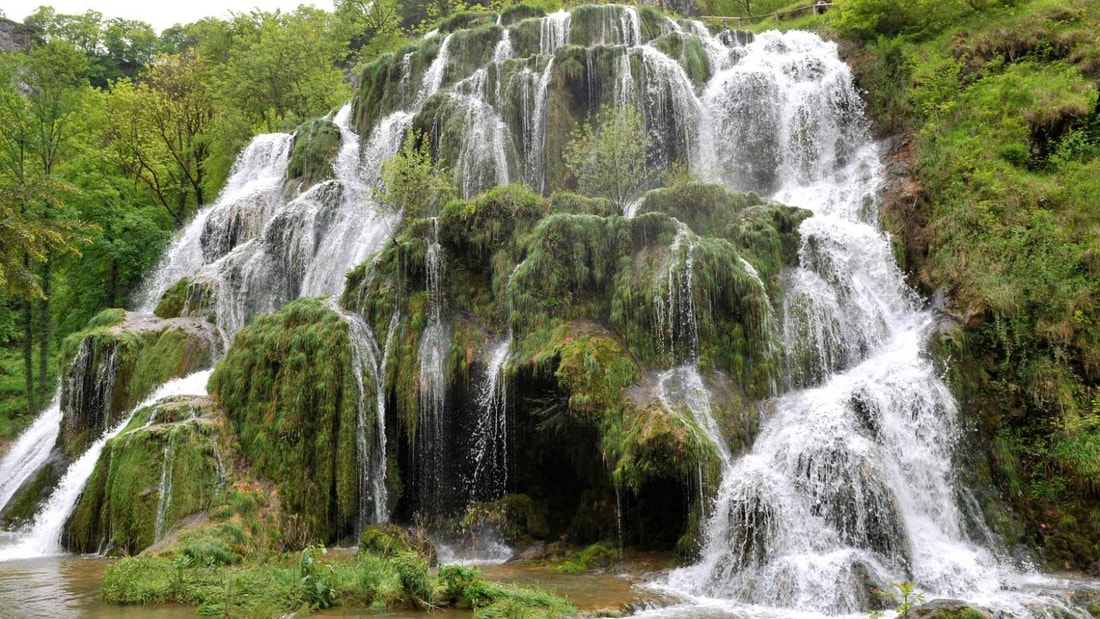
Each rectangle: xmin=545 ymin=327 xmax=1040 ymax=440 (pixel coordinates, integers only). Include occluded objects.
xmin=64 ymin=396 xmax=228 ymax=555
xmin=153 ymin=277 xmax=217 ymax=321
xmin=208 ymin=297 xmax=369 ymax=543
xmin=58 ymin=311 xmax=220 ymax=458
xmin=286 ymin=118 xmax=341 ymax=192
xmin=359 ymin=523 xmax=416 ymax=557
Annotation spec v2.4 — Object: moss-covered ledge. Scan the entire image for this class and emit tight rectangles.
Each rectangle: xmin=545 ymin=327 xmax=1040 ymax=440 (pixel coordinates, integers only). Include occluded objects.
xmin=58 ymin=310 xmax=220 ymax=458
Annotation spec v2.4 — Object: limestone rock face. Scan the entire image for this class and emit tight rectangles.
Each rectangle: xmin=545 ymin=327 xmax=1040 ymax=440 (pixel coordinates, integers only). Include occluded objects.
xmin=0 ymin=18 xmax=33 ymax=54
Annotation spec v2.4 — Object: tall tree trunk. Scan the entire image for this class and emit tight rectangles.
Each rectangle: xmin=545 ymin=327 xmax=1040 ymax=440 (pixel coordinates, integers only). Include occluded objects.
xmin=37 ymin=259 xmax=51 ymax=409
xmin=22 ymin=253 xmax=35 ymax=415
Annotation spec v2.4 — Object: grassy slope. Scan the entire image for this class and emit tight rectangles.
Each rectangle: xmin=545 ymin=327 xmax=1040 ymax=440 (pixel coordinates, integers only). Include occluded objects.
xmin=770 ymin=0 xmax=1100 ymax=566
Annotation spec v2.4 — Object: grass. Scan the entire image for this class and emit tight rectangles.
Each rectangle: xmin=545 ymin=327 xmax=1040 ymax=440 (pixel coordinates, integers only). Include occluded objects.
xmin=102 ymin=544 xmax=576 ymax=617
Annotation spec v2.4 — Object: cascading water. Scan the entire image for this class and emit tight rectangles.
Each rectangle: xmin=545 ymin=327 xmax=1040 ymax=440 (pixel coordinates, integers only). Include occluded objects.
xmin=637 ymin=28 xmax=1091 ymax=619
xmin=468 ymin=338 xmax=512 ymax=502
xmin=153 ymin=427 xmax=180 ymax=541
xmin=417 ymin=218 xmax=450 ymax=515
xmin=329 ymin=297 xmax=394 ymax=528
xmin=0 ymin=370 xmax=211 ymax=561
xmin=0 ymin=395 xmax=61 ymax=514
xmin=0 ymin=10 xmax=1089 ymax=614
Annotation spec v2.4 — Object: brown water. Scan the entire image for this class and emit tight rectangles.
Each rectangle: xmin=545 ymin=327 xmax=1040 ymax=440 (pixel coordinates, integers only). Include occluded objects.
xmin=0 ymin=555 xmax=666 ymax=618
xmin=0 ymin=555 xmax=194 ymax=619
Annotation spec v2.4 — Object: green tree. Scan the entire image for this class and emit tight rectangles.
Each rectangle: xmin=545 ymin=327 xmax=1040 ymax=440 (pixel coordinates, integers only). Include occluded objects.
xmin=0 ymin=41 xmax=90 ymax=412
xmin=334 ymin=0 xmax=408 ymax=65
xmin=216 ymin=9 xmax=351 ymax=132
xmin=379 ymin=130 xmax=453 ymax=218
xmin=102 ymin=49 xmax=215 ymax=225
xmin=23 ymin=8 xmax=158 ymax=87
xmin=565 ymin=105 xmax=651 ymax=211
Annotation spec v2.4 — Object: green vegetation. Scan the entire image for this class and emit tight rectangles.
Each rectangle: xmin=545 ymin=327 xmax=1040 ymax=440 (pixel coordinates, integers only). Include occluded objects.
xmin=57 ymin=311 xmax=218 ymax=457
xmin=286 ymin=118 xmax=342 ymax=191
xmin=565 ymin=105 xmax=651 ymax=211
xmin=209 ymin=298 xmax=366 ymax=543
xmin=102 ymin=526 xmax=576 ymax=617
xmin=342 ymin=174 xmax=800 ymax=551
xmin=379 ymin=129 xmax=455 ymax=217
xmin=66 ymin=396 xmax=227 ymax=554
xmin=549 ymin=540 xmax=617 ymax=574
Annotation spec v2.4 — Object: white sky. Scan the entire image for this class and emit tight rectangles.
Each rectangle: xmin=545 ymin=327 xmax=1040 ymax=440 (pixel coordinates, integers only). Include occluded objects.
xmin=3 ymin=0 xmax=330 ymax=33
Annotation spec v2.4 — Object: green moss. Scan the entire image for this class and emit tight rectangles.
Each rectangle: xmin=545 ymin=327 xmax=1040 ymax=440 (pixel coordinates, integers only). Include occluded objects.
xmin=442 ymin=25 xmax=504 ymax=87
xmin=355 ymin=37 xmax=442 ymax=137
xmin=358 ymin=523 xmax=415 ymax=557
xmin=86 ymin=308 xmax=126 ymax=328
xmin=438 ymin=11 xmax=497 ymax=34
xmin=460 ymin=494 xmax=550 ymax=544
xmin=286 ymin=118 xmax=341 ymax=191
xmin=636 ymin=183 xmax=763 ymax=239
xmin=612 ymin=400 xmax=718 ymax=490
xmin=843 ymin=0 xmax=1100 ymax=566
xmin=0 ymin=460 xmax=63 ymax=528
xmin=653 ymin=32 xmax=711 ymax=86
xmin=208 ymin=298 xmax=362 ymax=543
xmin=65 ymin=397 xmax=227 ymax=555
xmin=500 ymin=4 xmax=545 ymax=26
xmin=549 ymin=540 xmax=617 ymax=574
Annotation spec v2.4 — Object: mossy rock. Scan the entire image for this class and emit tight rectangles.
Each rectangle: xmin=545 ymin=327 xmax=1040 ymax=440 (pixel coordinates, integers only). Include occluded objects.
xmin=911 ymin=600 xmax=992 ymax=619
xmin=652 ymin=32 xmax=711 ymax=86
xmin=209 ymin=298 xmax=367 ymax=543
xmin=461 ymin=494 xmax=551 ymax=544
xmin=613 ymin=399 xmax=719 ymax=491
xmin=635 ymin=183 xmax=764 ymax=238
xmin=64 ymin=396 xmax=228 ymax=555
xmin=358 ymin=523 xmax=415 ymax=557
xmin=154 ymin=277 xmax=218 ymax=322
xmin=286 ymin=118 xmax=341 ymax=192
xmin=58 ymin=312 xmax=220 ymax=458
xmin=0 ymin=453 xmax=65 ymax=529
xmin=500 ymin=4 xmax=545 ymax=26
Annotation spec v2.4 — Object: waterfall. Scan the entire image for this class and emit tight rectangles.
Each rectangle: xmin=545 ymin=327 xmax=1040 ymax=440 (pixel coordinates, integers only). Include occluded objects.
xmin=153 ymin=427 xmax=180 ymax=541
xmin=417 ymin=219 xmax=450 ymax=515
xmin=0 ymin=370 xmax=211 ymax=561
xmin=329 ymin=298 xmax=393 ymax=528
xmin=539 ymin=10 xmax=571 ymax=55
xmin=0 ymin=394 xmax=61 ymax=513
xmin=625 ymin=29 xmax=1091 ymax=618
xmin=468 ymin=338 xmax=511 ymax=502
xmin=655 ymin=223 xmax=699 ymax=365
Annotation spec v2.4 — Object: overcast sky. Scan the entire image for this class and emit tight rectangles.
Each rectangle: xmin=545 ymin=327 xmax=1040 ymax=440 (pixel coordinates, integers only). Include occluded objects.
xmin=3 ymin=0 xmax=328 ymax=32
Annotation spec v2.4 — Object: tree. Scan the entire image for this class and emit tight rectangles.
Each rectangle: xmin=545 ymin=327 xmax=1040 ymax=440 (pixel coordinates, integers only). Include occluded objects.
xmin=564 ymin=105 xmax=651 ymax=211
xmin=379 ymin=130 xmax=453 ymax=218
xmin=216 ymin=9 xmax=351 ymax=132
xmin=334 ymin=0 xmax=407 ymax=64
xmin=102 ymin=50 xmax=215 ymax=225
xmin=0 ymin=42 xmax=89 ymax=412
xmin=23 ymin=8 xmax=159 ymax=87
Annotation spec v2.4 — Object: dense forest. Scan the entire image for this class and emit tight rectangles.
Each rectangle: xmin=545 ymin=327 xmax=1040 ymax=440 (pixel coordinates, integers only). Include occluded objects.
xmin=0 ymin=0 xmax=1097 ymax=616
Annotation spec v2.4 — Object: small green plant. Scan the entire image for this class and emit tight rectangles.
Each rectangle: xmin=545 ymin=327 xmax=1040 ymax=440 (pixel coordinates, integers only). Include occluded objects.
xmin=297 ymin=544 xmax=335 ymax=609
xmin=871 ymin=581 xmax=925 ymax=619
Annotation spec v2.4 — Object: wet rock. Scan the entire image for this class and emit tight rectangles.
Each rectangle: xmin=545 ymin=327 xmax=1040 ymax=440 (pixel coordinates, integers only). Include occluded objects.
xmin=911 ymin=599 xmax=993 ymax=619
